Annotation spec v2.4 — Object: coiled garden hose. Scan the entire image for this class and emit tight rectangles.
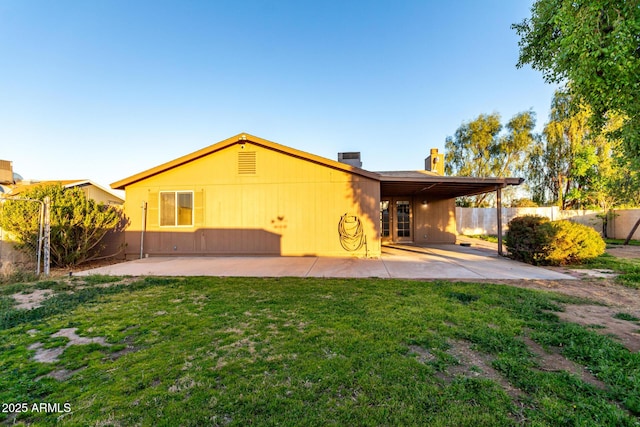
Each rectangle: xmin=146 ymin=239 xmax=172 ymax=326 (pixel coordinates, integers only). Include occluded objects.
xmin=338 ymin=214 xmax=365 ymax=252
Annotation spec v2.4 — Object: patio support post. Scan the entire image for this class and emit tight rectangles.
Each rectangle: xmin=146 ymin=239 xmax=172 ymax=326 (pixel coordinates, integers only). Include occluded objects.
xmin=496 ymin=186 xmax=503 ymax=256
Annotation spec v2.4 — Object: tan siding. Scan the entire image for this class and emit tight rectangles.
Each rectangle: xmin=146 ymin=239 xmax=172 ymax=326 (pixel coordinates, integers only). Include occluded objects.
xmin=412 ymin=199 xmax=457 ymax=244
xmin=122 ymin=142 xmax=381 ymax=258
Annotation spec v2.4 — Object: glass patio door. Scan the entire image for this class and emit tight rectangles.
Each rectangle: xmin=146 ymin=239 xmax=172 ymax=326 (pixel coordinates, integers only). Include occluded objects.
xmin=380 ymin=198 xmax=412 ymax=243
xmin=395 ymin=200 xmax=412 ymax=242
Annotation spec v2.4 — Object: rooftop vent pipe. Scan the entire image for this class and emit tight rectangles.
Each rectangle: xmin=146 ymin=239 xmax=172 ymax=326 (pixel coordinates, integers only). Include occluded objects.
xmin=338 ymin=152 xmax=362 ymax=168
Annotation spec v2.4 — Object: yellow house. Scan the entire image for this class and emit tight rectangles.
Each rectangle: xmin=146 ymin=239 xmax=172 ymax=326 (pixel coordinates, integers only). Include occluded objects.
xmin=112 ymin=133 xmax=521 ymax=259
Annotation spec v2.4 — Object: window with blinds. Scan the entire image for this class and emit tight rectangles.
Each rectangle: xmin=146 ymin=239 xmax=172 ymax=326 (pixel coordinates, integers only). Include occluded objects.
xmin=159 ymin=191 xmax=193 ymax=226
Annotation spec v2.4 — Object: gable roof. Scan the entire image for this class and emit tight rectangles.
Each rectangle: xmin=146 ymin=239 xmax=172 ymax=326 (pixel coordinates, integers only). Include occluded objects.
xmin=6 ymin=179 xmax=124 ymax=204
xmin=111 ymin=132 xmax=524 ymax=199
xmin=111 ymin=133 xmax=381 ymax=190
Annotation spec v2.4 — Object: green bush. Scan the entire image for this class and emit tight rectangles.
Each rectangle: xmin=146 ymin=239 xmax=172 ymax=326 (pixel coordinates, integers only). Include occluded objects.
xmin=505 ymin=215 xmax=553 ymax=265
xmin=545 ymin=220 xmax=606 ymax=265
xmin=505 ymin=215 xmax=605 ymax=266
xmin=0 ymin=184 xmax=125 ymax=267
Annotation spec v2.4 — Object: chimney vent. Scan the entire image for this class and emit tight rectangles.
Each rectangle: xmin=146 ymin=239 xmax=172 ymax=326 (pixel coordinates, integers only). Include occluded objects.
xmin=338 ymin=152 xmax=362 ymax=168
xmin=425 ymin=149 xmax=444 ymax=175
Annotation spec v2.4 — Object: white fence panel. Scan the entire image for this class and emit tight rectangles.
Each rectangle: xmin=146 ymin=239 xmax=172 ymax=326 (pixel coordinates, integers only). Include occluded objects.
xmin=456 ymin=207 xmax=605 ymax=236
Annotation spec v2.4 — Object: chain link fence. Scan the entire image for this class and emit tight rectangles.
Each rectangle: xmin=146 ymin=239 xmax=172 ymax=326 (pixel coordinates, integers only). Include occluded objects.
xmin=0 ymin=197 xmax=48 ymax=278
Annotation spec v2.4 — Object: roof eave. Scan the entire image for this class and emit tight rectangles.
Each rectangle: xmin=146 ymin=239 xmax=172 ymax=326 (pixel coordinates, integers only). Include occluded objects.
xmin=379 ymin=175 xmax=523 ymax=185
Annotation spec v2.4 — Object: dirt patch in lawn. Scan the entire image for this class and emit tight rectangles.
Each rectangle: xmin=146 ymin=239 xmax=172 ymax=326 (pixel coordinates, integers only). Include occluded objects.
xmin=495 ymin=275 xmax=640 ymax=353
xmin=451 ymin=238 xmax=640 ymax=351
xmin=410 ymin=340 xmax=524 ymax=399
xmin=11 ymin=277 xmax=136 ymax=310
xmin=29 ymin=327 xmax=111 ymax=363
xmin=12 ymin=289 xmax=54 ymax=309
xmin=522 ymin=335 xmax=607 ymax=389
xmin=555 ymin=305 xmax=640 ymax=352
xmin=443 ymin=339 xmax=525 ymax=399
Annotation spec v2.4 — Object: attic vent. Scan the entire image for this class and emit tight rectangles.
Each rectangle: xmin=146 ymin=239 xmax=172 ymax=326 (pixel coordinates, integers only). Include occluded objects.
xmin=238 ymin=151 xmax=257 ymax=174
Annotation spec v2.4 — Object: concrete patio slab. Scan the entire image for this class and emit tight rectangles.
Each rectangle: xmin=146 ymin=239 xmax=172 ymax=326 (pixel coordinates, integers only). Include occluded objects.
xmin=383 ymin=246 xmax=573 ymax=280
xmin=76 ymin=243 xmax=575 ymax=281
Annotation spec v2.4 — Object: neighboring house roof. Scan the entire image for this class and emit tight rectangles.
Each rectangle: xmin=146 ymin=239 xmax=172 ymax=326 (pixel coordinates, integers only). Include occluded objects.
xmin=111 ymin=133 xmax=381 ymax=190
xmin=5 ymin=180 xmax=125 ymax=204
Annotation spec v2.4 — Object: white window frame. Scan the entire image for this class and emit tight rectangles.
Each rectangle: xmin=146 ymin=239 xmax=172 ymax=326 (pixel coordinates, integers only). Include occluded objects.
xmin=159 ymin=190 xmax=194 ymax=227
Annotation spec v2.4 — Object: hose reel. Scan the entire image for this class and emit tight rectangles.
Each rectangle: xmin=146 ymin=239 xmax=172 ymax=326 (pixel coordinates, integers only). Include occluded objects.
xmin=338 ymin=213 xmax=366 ymax=252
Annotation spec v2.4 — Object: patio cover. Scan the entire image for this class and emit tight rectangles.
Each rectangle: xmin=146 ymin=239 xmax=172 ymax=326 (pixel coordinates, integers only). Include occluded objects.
xmin=377 ymin=171 xmax=524 ymax=255
xmin=376 ymin=171 xmax=524 ymax=199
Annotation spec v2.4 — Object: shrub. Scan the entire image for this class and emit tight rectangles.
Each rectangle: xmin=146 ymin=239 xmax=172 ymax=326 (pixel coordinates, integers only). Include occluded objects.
xmin=505 ymin=215 xmax=553 ymax=265
xmin=0 ymin=184 xmax=125 ymax=267
xmin=545 ymin=220 xmax=606 ymax=265
xmin=505 ymin=216 xmax=605 ymax=266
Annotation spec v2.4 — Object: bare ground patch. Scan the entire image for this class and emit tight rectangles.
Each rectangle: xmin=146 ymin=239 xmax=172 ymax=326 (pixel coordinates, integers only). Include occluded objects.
xmin=408 ymin=334 xmax=612 ymax=419
xmin=409 ymin=339 xmax=524 ymax=399
xmin=28 ymin=327 xmax=112 ymax=363
xmin=443 ymin=339 xmax=525 ymax=399
xmin=11 ymin=277 xmax=137 ymax=311
xmin=555 ymin=305 xmax=640 ymax=352
xmin=104 ymin=335 xmax=141 ymax=361
xmin=12 ymin=289 xmax=54 ymax=310
xmin=408 ymin=344 xmax=435 ymax=364
xmin=38 ymin=367 xmax=86 ymax=381
xmin=521 ymin=335 xmax=607 ymax=390
xmin=493 ymin=275 xmax=640 ymax=352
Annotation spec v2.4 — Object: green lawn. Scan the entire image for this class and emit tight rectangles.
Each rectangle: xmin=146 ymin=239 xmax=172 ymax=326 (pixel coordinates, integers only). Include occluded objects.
xmin=605 ymin=239 xmax=640 ymax=247
xmin=1 ymin=276 xmax=639 ymax=426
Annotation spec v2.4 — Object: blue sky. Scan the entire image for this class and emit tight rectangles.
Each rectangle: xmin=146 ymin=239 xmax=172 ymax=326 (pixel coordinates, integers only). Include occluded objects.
xmin=0 ymin=0 xmax=559 ymax=190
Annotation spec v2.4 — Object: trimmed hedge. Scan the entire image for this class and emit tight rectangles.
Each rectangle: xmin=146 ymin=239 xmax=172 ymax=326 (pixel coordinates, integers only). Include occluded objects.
xmin=505 ymin=215 xmax=605 ymax=266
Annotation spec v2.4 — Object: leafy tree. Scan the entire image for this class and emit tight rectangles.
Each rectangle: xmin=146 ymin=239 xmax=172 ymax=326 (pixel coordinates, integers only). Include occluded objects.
xmin=445 ymin=111 xmax=537 ymax=206
xmin=0 ymin=198 xmax=42 ymax=259
xmin=0 ymin=183 xmax=124 ymax=267
xmin=513 ymin=0 xmax=640 ymax=159
xmin=527 ymin=90 xmax=624 ymax=209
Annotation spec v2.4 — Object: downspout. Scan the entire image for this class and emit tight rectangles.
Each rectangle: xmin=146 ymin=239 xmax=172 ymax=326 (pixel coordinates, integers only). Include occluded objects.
xmin=140 ymin=201 xmax=147 ymax=259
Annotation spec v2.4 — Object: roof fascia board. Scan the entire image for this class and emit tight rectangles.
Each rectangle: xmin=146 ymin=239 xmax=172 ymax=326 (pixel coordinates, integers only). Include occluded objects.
xmin=380 ymin=175 xmax=524 ymax=186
